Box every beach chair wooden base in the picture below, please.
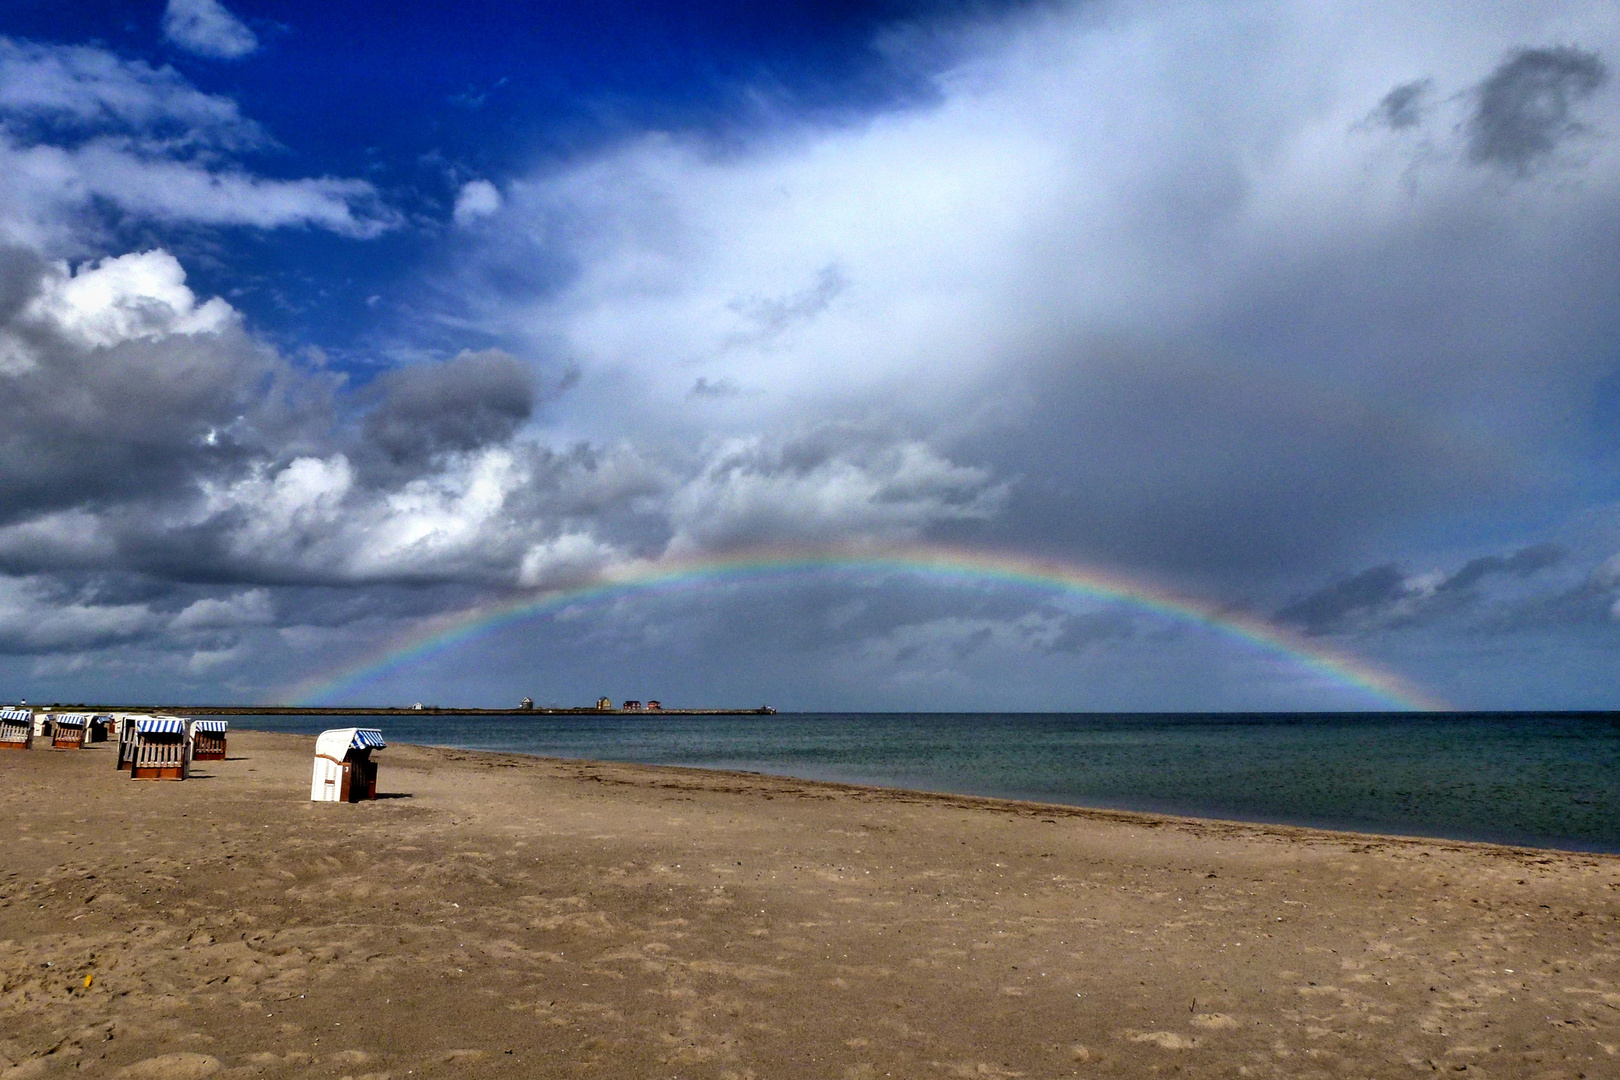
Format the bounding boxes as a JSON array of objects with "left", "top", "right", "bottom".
[
  {"left": 131, "top": 764, "right": 186, "bottom": 780},
  {"left": 0, "top": 739, "right": 28, "bottom": 750},
  {"left": 192, "top": 732, "right": 226, "bottom": 761},
  {"left": 52, "top": 730, "right": 85, "bottom": 749},
  {"left": 131, "top": 734, "right": 188, "bottom": 781}
]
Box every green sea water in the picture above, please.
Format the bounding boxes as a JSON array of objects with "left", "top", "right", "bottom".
[{"left": 233, "top": 712, "right": 1620, "bottom": 852}]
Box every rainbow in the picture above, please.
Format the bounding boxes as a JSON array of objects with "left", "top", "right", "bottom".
[{"left": 286, "top": 545, "right": 1447, "bottom": 710}]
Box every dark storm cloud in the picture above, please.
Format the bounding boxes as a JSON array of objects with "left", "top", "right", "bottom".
[
  {"left": 360, "top": 348, "right": 536, "bottom": 469},
  {"left": 1436, "top": 542, "right": 1565, "bottom": 593},
  {"left": 1275, "top": 565, "right": 1407, "bottom": 635},
  {"left": 0, "top": 248, "right": 302, "bottom": 524},
  {"left": 1275, "top": 545, "right": 1573, "bottom": 636},
  {"left": 966, "top": 342, "right": 1511, "bottom": 584},
  {"left": 1370, "top": 79, "right": 1433, "bottom": 130},
  {"left": 1045, "top": 610, "right": 1136, "bottom": 654},
  {"left": 0, "top": 249, "right": 667, "bottom": 595},
  {"left": 1467, "top": 47, "right": 1608, "bottom": 173}
]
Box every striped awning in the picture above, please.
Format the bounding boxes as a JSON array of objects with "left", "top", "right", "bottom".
[
  {"left": 0, "top": 707, "right": 32, "bottom": 722},
  {"left": 350, "top": 729, "right": 386, "bottom": 750},
  {"left": 135, "top": 717, "right": 187, "bottom": 735},
  {"left": 53, "top": 712, "right": 91, "bottom": 726},
  {"left": 192, "top": 719, "right": 228, "bottom": 733}
]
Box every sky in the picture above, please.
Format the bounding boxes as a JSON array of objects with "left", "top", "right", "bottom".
[{"left": 1, "top": 0, "right": 1618, "bottom": 710}]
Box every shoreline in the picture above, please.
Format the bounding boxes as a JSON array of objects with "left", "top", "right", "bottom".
[
  {"left": 390, "top": 740, "right": 1620, "bottom": 858},
  {"left": 235, "top": 719, "right": 1620, "bottom": 858},
  {"left": 4, "top": 730, "right": 1618, "bottom": 1077}
]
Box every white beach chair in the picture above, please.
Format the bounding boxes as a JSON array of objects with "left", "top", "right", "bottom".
[{"left": 310, "top": 728, "right": 387, "bottom": 802}]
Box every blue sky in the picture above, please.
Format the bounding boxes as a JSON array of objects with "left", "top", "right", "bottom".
[
  {"left": 6, "top": 0, "right": 978, "bottom": 357},
  {"left": 1, "top": 0, "right": 1618, "bottom": 710}
]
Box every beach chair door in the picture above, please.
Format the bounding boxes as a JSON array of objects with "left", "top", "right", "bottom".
[{"left": 338, "top": 752, "right": 377, "bottom": 801}]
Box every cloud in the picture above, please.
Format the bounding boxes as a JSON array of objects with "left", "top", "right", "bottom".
[
  {"left": 459, "top": 2, "right": 1620, "bottom": 595},
  {"left": 0, "top": 37, "right": 260, "bottom": 145},
  {"left": 0, "top": 141, "right": 396, "bottom": 244},
  {"left": 171, "top": 588, "right": 273, "bottom": 631},
  {"left": 1368, "top": 78, "right": 1433, "bottom": 130},
  {"left": 727, "top": 263, "right": 848, "bottom": 340},
  {"left": 0, "top": 39, "right": 395, "bottom": 248},
  {"left": 361, "top": 349, "right": 536, "bottom": 468},
  {"left": 1467, "top": 46, "right": 1608, "bottom": 173},
  {"left": 665, "top": 425, "right": 1005, "bottom": 554},
  {"left": 1277, "top": 544, "right": 1572, "bottom": 635},
  {"left": 1275, "top": 565, "right": 1410, "bottom": 635},
  {"left": 21, "top": 249, "right": 235, "bottom": 350},
  {"left": 0, "top": 575, "right": 161, "bottom": 653},
  {"left": 162, "top": 0, "right": 259, "bottom": 61},
  {"left": 1436, "top": 542, "right": 1565, "bottom": 592},
  {"left": 453, "top": 179, "right": 502, "bottom": 225}
]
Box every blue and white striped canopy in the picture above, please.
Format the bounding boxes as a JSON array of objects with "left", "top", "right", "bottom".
[
  {"left": 136, "top": 717, "right": 187, "bottom": 735},
  {"left": 351, "top": 729, "right": 386, "bottom": 750},
  {"left": 192, "top": 719, "right": 228, "bottom": 733},
  {"left": 53, "top": 712, "right": 91, "bottom": 726},
  {"left": 0, "top": 707, "right": 32, "bottom": 722}
]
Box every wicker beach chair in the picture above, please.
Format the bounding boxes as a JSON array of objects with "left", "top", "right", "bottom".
[
  {"left": 50, "top": 713, "right": 91, "bottom": 749},
  {"left": 130, "top": 717, "right": 191, "bottom": 780},
  {"left": 190, "top": 719, "right": 228, "bottom": 761},
  {"left": 0, "top": 707, "right": 31, "bottom": 750},
  {"left": 310, "top": 728, "right": 386, "bottom": 802}
]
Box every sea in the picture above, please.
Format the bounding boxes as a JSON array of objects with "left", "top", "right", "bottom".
[{"left": 232, "top": 712, "right": 1620, "bottom": 854}]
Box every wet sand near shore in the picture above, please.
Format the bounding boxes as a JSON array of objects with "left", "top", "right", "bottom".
[{"left": 3, "top": 732, "right": 1619, "bottom": 1079}]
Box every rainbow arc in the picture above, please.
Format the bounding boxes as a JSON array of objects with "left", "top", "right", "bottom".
[{"left": 287, "top": 545, "right": 1446, "bottom": 710}]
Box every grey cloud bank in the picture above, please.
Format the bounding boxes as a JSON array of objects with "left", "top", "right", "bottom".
[{"left": 3, "top": 2, "right": 1620, "bottom": 708}]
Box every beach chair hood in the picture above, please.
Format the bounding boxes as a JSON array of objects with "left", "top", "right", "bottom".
[
  {"left": 135, "top": 717, "right": 187, "bottom": 735},
  {"left": 314, "top": 728, "right": 386, "bottom": 760},
  {"left": 53, "top": 712, "right": 91, "bottom": 726},
  {"left": 191, "top": 719, "right": 228, "bottom": 733}
]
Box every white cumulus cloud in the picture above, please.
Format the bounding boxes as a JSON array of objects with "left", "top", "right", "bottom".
[
  {"left": 453, "top": 179, "right": 503, "bottom": 225},
  {"left": 25, "top": 250, "right": 236, "bottom": 349}
]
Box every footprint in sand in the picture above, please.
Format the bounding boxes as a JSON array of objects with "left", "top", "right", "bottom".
[
  {"left": 112, "top": 1053, "right": 220, "bottom": 1080},
  {"left": 1191, "top": 1013, "right": 1240, "bottom": 1029},
  {"left": 1127, "top": 1030, "right": 1199, "bottom": 1050}
]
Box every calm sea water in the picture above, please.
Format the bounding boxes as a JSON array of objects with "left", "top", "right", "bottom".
[{"left": 232, "top": 712, "right": 1620, "bottom": 853}]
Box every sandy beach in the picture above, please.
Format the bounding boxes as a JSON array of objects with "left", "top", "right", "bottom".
[{"left": 3, "top": 732, "right": 1619, "bottom": 1079}]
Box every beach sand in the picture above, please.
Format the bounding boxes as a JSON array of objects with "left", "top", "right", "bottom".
[{"left": 3, "top": 732, "right": 1618, "bottom": 1079}]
